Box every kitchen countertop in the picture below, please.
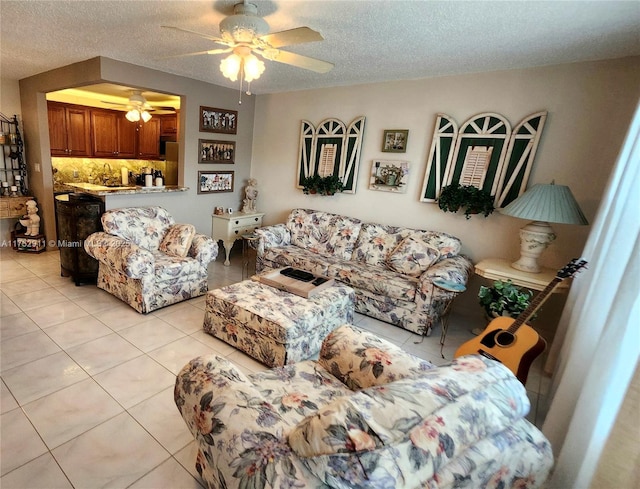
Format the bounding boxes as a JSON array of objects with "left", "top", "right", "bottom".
[{"left": 60, "top": 182, "right": 189, "bottom": 196}]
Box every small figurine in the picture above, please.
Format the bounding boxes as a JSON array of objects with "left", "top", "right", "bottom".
[
  {"left": 241, "top": 178, "right": 258, "bottom": 213},
  {"left": 20, "top": 200, "right": 41, "bottom": 236}
]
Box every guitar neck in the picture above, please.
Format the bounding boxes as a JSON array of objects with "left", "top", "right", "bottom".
[{"left": 507, "top": 278, "right": 561, "bottom": 334}]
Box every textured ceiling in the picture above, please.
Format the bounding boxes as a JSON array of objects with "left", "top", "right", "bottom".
[{"left": 1, "top": 0, "right": 639, "bottom": 100}]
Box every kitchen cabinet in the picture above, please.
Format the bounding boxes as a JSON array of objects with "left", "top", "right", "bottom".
[
  {"left": 90, "top": 109, "right": 136, "bottom": 158},
  {"left": 159, "top": 114, "right": 178, "bottom": 137},
  {"left": 137, "top": 118, "right": 160, "bottom": 159},
  {"left": 47, "top": 102, "right": 91, "bottom": 157}
]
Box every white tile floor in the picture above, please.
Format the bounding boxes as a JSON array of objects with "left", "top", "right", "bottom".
[{"left": 0, "top": 247, "right": 551, "bottom": 488}]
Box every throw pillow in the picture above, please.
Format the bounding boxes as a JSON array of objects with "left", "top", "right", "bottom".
[
  {"left": 159, "top": 224, "right": 196, "bottom": 257},
  {"left": 386, "top": 236, "right": 440, "bottom": 277}
]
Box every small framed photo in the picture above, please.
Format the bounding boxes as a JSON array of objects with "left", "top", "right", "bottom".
[
  {"left": 198, "top": 171, "right": 234, "bottom": 194},
  {"left": 198, "top": 139, "right": 235, "bottom": 164},
  {"left": 200, "top": 106, "right": 238, "bottom": 134},
  {"left": 382, "top": 129, "right": 409, "bottom": 153},
  {"left": 370, "top": 160, "right": 409, "bottom": 193}
]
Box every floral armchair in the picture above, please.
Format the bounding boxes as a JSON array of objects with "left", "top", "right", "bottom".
[
  {"left": 175, "top": 325, "right": 553, "bottom": 488},
  {"left": 84, "top": 206, "right": 218, "bottom": 313}
]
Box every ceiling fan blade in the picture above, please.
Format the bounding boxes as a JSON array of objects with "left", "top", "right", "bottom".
[
  {"left": 100, "top": 100, "right": 128, "bottom": 107},
  {"left": 158, "top": 47, "right": 232, "bottom": 59},
  {"left": 161, "top": 25, "right": 229, "bottom": 46},
  {"left": 259, "top": 27, "right": 324, "bottom": 48},
  {"left": 259, "top": 49, "right": 334, "bottom": 73}
]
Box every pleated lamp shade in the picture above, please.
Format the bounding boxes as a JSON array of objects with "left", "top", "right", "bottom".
[
  {"left": 500, "top": 183, "right": 588, "bottom": 225},
  {"left": 500, "top": 183, "right": 588, "bottom": 273}
]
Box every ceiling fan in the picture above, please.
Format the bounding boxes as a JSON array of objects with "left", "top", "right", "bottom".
[
  {"left": 162, "top": 1, "right": 333, "bottom": 95},
  {"left": 101, "top": 90, "right": 176, "bottom": 121}
]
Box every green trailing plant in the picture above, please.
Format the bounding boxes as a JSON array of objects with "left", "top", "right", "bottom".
[
  {"left": 437, "top": 183, "right": 495, "bottom": 219},
  {"left": 478, "top": 279, "right": 535, "bottom": 320},
  {"left": 301, "top": 174, "right": 344, "bottom": 195}
]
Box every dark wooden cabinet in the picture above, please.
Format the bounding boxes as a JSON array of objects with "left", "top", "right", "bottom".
[
  {"left": 137, "top": 118, "right": 160, "bottom": 159},
  {"left": 55, "top": 193, "right": 104, "bottom": 285},
  {"left": 90, "top": 110, "right": 118, "bottom": 158},
  {"left": 159, "top": 114, "right": 178, "bottom": 137},
  {"left": 48, "top": 102, "right": 164, "bottom": 160},
  {"left": 117, "top": 115, "right": 137, "bottom": 158},
  {"left": 47, "top": 102, "right": 91, "bottom": 157},
  {"left": 91, "top": 109, "right": 137, "bottom": 158}
]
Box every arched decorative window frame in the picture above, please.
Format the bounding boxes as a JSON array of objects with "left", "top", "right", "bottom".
[
  {"left": 297, "top": 116, "right": 366, "bottom": 194},
  {"left": 420, "top": 111, "right": 547, "bottom": 208}
]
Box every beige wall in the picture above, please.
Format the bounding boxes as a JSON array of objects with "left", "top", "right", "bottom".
[
  {"left": 16, "top": 57, "right": 256, "bottom": 244},
  {"left": 252, "top": 56, "right": 640, "bottom": 269}
]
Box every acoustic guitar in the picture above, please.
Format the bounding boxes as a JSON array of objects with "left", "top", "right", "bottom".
[{"left": 454, "top": 258, "right": 588, "bottom": 384}]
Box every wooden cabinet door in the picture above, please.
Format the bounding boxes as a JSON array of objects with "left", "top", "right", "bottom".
[
  {"left": 66, "top": 107, "right": 91, "bottom": 156},
  {"left": 47, "top": 103, "right": 68, "bottom": 156},
  {"left": 91, "top": 110, "right": 118, "bottom": 157},
  {"left": 137, "top": 119, "right": 160, "bottom": 159},
  {"left": 159, "top": 114, "right": 178, "bottom": 136},
  {"left": 116, "top": 114, "right": 137, "bottom": 158}
]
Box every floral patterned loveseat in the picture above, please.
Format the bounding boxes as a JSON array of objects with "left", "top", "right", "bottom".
[
  {"left": 175, "top": 324, "right": 554, "bottom": 489},
  {"left": 84, "top": 206, "right": 218, "bottom": 313},
  {"left": 255, "top": 208, "right": 473, "bottom": 335}
]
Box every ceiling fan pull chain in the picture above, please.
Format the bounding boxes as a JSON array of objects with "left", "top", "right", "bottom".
[{"left": 238, "top": 68, "right": 244, "bottom": 105}]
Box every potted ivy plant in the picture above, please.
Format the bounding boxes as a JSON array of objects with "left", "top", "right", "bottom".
[
  {"left": 438, "top": 183, "right": 495, "bottom": 219},
  {"left": 301, "top": 175, "right": 321, "bottom": 194},
  {"left": 317, "top": 175, "right": 344, "bottom": 195},
  {"left": 301, "top": 174, "right": 344, "bottom": 195},
  {"left": 478, "top": 279, "right": 534, "bottom": 320}
]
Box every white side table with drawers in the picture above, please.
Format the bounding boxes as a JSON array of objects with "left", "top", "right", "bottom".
[{"left": 212, "top": 211, "right": 265, "bottom": 266}]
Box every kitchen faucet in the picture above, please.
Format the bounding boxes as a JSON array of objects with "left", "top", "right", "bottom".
[{"left": 102, "top": 162, "right": 112, "bottom": 185}]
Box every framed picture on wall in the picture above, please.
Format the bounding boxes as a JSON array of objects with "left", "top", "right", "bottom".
[
  {"left": 369, "top": 160, "right": 409, "bottom": 193},
  {"left": 199, "top": 106, "right": 238, "bottom": 134},
  {"left": 198, "top": 139, "right": 235, "bottom": 164},
  {"left": 382, "top": 129, "right": 409, "bottom": 153},
  {"left": 198, "top": 170, "right": 234, "bottom": 194}
]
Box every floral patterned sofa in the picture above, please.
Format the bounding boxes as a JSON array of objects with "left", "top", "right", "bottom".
[
  {"left": 255, "top": 208, "right": 474, "bottom": 335},
  {"left": 175, "top": 324, "right": 554, "bottom": 489},
  {"left": 84, "top": 206, "right": 218, "bottom": 313}
]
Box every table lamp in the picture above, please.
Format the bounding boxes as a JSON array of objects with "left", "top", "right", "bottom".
[{"left": 500, "top": 182, "right": 588, "bottom": 273}]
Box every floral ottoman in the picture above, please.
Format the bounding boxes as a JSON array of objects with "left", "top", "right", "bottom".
[{"left": 203, "top": 279, "right": 355, "bottom": 367}]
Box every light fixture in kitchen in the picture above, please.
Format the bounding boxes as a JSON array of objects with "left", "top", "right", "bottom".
[{"left": 124, "top": 91, "right": 153, "bottom": 123}]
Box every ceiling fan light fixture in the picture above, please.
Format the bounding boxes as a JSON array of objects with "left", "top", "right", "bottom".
[
  {"left": 220, "top": 53, "right": 242, "bottom": 81},
  {"left": 243, "top": 54, "right": 265, "bottom": 82},
  {"left": 126, "top": 109, "right": 141, "bottom": 122},
  {"left": 141, "top": 110, "right": 152, "bottom": 123}
]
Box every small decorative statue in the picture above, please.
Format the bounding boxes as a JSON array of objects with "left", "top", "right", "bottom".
[
  {"left": 20, "top": 200, "right": 41, "bottom": 236},
  {"left": 241, "top": 178, "right": 258, "bottom": 213}
]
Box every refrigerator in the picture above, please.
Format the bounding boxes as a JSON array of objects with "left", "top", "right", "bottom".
[{"left": 164, "top": 142, "right": 179, "bottom": 186}]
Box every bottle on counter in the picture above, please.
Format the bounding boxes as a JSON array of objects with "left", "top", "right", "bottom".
[{"left": 154, "top": 169, "right": 163, "bottom": 187}]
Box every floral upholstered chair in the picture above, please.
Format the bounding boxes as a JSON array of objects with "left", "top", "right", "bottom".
[
  {"left": 175, "top": 325, "right": 554, "bottom": 489},
  {"left": 84, "top": 206, "right": 218, "bottom": 313}
]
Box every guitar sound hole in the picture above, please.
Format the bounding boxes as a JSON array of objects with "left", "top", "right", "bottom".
[{"left": 495, "top": 331, "right": 515, "bottom": 347}]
